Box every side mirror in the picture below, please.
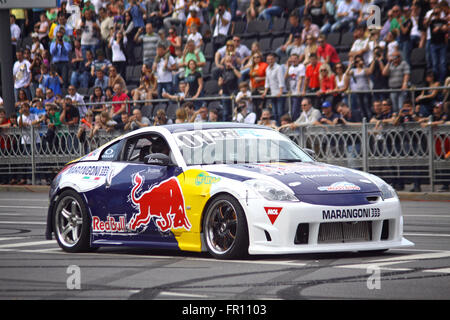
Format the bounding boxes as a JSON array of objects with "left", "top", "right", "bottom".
[
  {"left": 303, "top": 148, "right": 316, "bottom": 160},
  {"left": 144, "top": 153, "right": 173, "bottom": 166}
]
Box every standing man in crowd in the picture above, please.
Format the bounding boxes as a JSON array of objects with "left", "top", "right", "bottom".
[
  {"left": 13, "top": 49, "right": 32, "bottom": 102},
  {"left": 303, "top": 53, "right": 322, "bottom": 107},
  {"left": 218, "top": 55, "right": 241, "bottom": 121},
  {"left": 382, "top": 51, "right": 410, "bottom": 113},
  {"left": 262, "top": 53, "right": 285, "bottom": 126},
  {"left": 154, "top": 43, "right": 177, "bottom": 98},
  {"left": 10, "top": 14, "right": 21, "bottom": 61},
  {"left": 50, "top": 28, "right": 71, "bottom": 88},
  {"left": 134, "top": 22, "right": 159, "bottom": 66},
  {"left": 211, "top": 1, "right": 232, "bottom": 51},
  {"left": 427, "top": 4, "right": 448, "bottom": 84}
]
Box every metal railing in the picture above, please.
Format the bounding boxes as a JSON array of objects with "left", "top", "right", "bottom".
[
  {"left": 1, "top": 122, "right": 449, "bottom": 189},
  {"left": 286, "top": 121, "right": 450, "bottom": 191},
  {"left": 1, "top": 85, "right": 449, "bottom": 189},
  {"left": 71, "top": 85, "right": 450, "bottom": 120}
]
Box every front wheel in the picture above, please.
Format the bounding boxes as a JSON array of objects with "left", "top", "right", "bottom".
[
  {"left": 203, "top": 194, "right": 249, "bottom": 259},
  {"left": 54, "top": 190, "right": 91, "bottom": 252}
]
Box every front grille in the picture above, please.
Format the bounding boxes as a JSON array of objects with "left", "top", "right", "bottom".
[{"left": 318, "top": 221, "right": 372, "bottom": 243}]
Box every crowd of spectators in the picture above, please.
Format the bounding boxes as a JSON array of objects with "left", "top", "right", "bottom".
[{"left": 0, "top": 0, "right": 449, "bottom": 189}]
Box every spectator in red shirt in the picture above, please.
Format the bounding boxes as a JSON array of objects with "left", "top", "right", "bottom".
[
  {"left": 0, "top": 108, "right": 11, "bottom": 129},
  {"left": 0, "top": 108, "right": 11, "bottom": 149},
  {"left": 316, "top": 34, "right": 340, "bottom": 70},
  {"left": 303, "top": 53, "right": 321, "bottom": 93},
  {"left": 317, "top": 63, "right": 336, "bottom": 106},
  {"left": 303, "top": 53, "right": 322, "bottom": 107},
  {"left": 110, "top": 83, "right": 130, "bottom": 123}
]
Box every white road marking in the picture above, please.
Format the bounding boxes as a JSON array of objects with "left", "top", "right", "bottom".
[
  {"left": 0, "top": 199, "right": 48, "bottom": 202},
  {"left": 404, "top": 233, "right": 450, "bottom": 237},
  {"left": 336, "top": 251, "right": 450, "bottom": 271},
  {"left": 0, "top": 221, "right": 46, "bottom": 225},
  {"left": 335, "top": 261, "right": 413, "bottom": 271},
  {"left": 0, "top": 248, "right": 61, "bottom": 253},
  {"left": 29, "top": 248, "right": 61, "bottom": 253},
  {"left": 221, "top": 259, "right": 307, "bottom": 267},
  {"left": 0, "top": 205, "right": 48, "bottom": 209},
  {"left": 0, "top": 237, "right": 29, "bottom": 241},
  {"left": 372, "top": 251, "right": 450, "bottom": 263},
  {"left": 404, "top": 215, "right": 450, "bottom": 218},
  {"left": 391, "top": 248, "right": 450, "bottom": 253},
  {"left": 0, "top": 240, "right": 56, "bottom": 249},
  {"left": 423, "top": 268, "right": 450, "bottom": 274}
]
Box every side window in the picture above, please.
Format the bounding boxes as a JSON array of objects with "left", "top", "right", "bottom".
[
  {"left": 99, "top": 140, "right": 123, "bottom": 161},
  {"left": 124, "top": 137, "right": 153, "bottom": 163},
  {"left": 123, "top": 134, "right": 172, "bottom": 163}
]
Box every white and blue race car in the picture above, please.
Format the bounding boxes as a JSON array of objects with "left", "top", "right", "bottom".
[{"left": 45, "top": 123, "right": 413, "bottom": 259}]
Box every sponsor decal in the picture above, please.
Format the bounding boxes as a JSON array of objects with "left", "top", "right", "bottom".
[
  {"left": 298, "top": 173, "right": 344, "bottom": 179},
  {"left": 235, "top": 128, "right": 263, "bottom": 137},
  {"left": 128, "top": 173, "right": 192, "bottom": 232},
  {"left": 82, "top": 176, "right": 101, "bottom": 181},
  {"left": 264, "top": 207, "right": 283, "bottom": 225},
  {"left": 92, "top": 215, "right": 127, "bottom": 233},
  {"left": 81, "top": 149, "right": 100, "bottom": 160},
  {"left": 195, "top": 172, "right": 221, "bottom": 186},
  {"left": 249, "top": 163, "right": 344, "bottom": 177},
  {"left": 317, "top": 181, "right": 361, "bottom": 192},
  {"left": 322, "top": 207, "right": 381, "bottom": 220},
  {"left": 66, "top": 165, "right": 110, "bottom": 177}
]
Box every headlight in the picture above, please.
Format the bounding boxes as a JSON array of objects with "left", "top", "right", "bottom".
[
  {"left": 368, "top": 174, "right": 397, "bottom": 200},
  {"left": 245, "top": 179, "right": 299, "bottom": 202}
]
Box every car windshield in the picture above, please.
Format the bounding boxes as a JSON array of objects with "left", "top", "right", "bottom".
[{"left": 173, "top": 128, "right": 313, "bottom": 166}]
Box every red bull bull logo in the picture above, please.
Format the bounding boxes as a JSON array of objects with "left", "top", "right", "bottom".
[{"left": 128, "top": 173, "right": 192, "bottom": 232}]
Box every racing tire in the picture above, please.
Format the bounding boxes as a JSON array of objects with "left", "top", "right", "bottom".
[
  {"left": 203, "top": 194, "right": 249, "bottom": 259},
  {"left": 54, "top": 190, "right": 92, "bottom": 253}
]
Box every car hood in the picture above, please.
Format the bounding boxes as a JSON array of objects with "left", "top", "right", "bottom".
[{"left": 202, "top": 162, "right": 382, "bottom": 205}]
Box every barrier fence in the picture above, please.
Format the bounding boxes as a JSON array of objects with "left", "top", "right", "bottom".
[
  {"left": 287, "top": 121, "right": 450, "bottom": 191},
  {"left": 0, "top": 121, "right": 449, "bottom": 190},
  {"left": 0, "top": 86, "right": 449, "bottom": 189}
]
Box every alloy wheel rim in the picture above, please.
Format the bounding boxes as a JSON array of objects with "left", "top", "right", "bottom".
[
  {"left": 55, "top": 197, "right": 83, "bottom": 247},
  {"left": 205, "top": 200, "right": 238, "bottom": 255}
]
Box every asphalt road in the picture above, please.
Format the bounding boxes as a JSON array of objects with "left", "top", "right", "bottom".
[{"left": 0, "top": 191, "right": 449, "bottom": 301}]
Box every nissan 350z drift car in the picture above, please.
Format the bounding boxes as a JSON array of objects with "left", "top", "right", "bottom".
[{"left": 45, "top": 123, "right": 413, "bottom": 259}]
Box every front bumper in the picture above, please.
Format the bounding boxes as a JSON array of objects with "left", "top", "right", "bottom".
[{"left": 243, "top": 197, "right": 414, "bottom": 255}]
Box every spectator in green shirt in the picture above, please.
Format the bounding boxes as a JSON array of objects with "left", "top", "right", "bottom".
[
  {"left": 180, "top": 40, "right": 206, "bottom": 77},
  {"left": 389, "top": 5, "right": 402, "bottom": 32},
  {"left": 42, "top": 103, "right": 61, "bottom": 152}
]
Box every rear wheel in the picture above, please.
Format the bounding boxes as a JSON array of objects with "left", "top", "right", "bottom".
[
  {"left": 203, "top": 194, "right": 249, "bottom": 259},
  {"left": 54, "top": 190, "right": 91, "bottom": 252}
]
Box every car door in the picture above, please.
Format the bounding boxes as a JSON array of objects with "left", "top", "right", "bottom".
[{"left": 87, "top": 132, "right": 186, "bottom": 249}]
